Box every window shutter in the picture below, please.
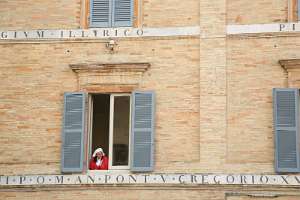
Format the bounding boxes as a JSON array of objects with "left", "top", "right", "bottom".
[
  {"left": 90, "top": 0, "right": 111, "bottom": 27},
  {"left": 112, "top": 0, "right": 133, "bottom": 27},
  {"left": 61, "top": 92, "right": 86, "bottom": 173},
  {"left": 273, "top": 88, "right": 300, "bottom": 172},
  {"left": 131, "top": 91, "right": 155, "bottom": 172},
  {"left": 298, "top": 0, "right": 300, "bottom": 21}
]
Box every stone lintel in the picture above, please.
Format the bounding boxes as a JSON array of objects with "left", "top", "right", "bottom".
[
  {"left": 279, "top": 59, "right": 300, "bottom": 71},
  {"left": 69, "top": 63, "right": 150, "bottom": 89},
  {"left": 70, "top": 63, "right": 150, "bottom": 73},
  {"left": 279, "top": 59, "right": 300, "bottom": 88}
]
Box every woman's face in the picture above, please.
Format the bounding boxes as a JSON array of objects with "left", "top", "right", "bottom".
[{"left": 96, "top": 152, "right": 103, "bottom": 159}]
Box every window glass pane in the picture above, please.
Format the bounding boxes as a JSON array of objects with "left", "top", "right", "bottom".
[{"left": 112, "top": 96, "right": 130, "bottom": 166}]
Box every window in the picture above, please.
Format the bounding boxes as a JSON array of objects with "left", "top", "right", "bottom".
[
  {"left": 273, "top": 88, "right": 300, "bottom": 172},
  {"left": 89, "top": 0, "right": 134, "bottom": 28},
  {"left": 90, "top": 94, "right": 131, "bottom": 170},
  {"left": 61, "top": 91, "right": 155, "bottom": 173}
]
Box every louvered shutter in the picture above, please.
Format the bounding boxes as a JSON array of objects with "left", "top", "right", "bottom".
[
  {"left": 131, "top": 91, "right": 155, "bottom": 172},
  {"left": 112, "top": 0, "right": 133, "bottom": 27},
  {"left": 61, "top": 92, "right": 86, "bottom": 173},
  {"left": 90, "top": 0, "right": 111, "bottom": 27},
  {"left": 298, "top": 1, "right": 300, "bottom": 21},
  {"left": 273, "top": 88, "right": 300, "bottom": 172}
]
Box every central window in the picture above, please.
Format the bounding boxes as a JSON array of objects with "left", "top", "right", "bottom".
[
  {"left": 89, "top": 0, "right": 134, "bottom": 28},
  {"left": 90, "top": 94, "right": 131, "bottom": 170}
]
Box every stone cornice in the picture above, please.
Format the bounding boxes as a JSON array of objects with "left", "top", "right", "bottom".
[
  {"left": 69, "top": 62, "right": 150, "bottom": 89},
  {"left": 70, "top": 63, "right": 150, "bottom": 73},
  {"left": 279, "top": 59, "right": 300, "bottom": 71}
]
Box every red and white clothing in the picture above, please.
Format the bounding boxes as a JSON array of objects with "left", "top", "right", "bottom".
[{"left": 89, "top": 156, "right": 108, "bottom": 170}]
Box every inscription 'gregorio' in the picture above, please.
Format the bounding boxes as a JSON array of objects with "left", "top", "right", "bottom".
[{"left": 1, "top": 174, "right": 300, "bottom": 186}]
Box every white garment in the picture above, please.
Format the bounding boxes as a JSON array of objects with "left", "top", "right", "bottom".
[
  {"left": 93, "top": 148, "right": 105, "bottom": 157},
  {"left": 96, "top": 158, "right": 103, "bottom": 167}
]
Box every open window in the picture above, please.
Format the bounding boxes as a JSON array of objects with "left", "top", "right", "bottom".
[
  {"left": 89, "top": 94, "right": 131, "bottom": 170},
  {"left": 61, "top": 91, "right": 155, "bottom": 173}
]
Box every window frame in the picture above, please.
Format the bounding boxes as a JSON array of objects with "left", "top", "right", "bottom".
[
  {"left": 87, "top": 93, "right": 132, "bottom": 171},
  {"left": 108, "top": 93, "right": 132, "bottom": 170},
  {"left": 80, "top": 0, "right": 140, "bottom": 28}
]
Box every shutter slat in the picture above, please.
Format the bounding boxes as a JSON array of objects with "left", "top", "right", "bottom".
[
  {"left": 112, "top": 0, "right": 133, "bottom": 27},
  {"left": 90, "top": 0, "right": 111, "bottom": 27},
  {"left": 61, "top": 93, "right": 85, "bottom": 173},
  {"left": 273, "top": 88, "right": 300, "bottom": 172},
  {"left": 131, "top": 91, "right": 155, "bottom": 172}
]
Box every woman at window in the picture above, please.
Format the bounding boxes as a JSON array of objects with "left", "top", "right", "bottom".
[{"left": 89, "top": 148, "right": 108, "bottom": 170}]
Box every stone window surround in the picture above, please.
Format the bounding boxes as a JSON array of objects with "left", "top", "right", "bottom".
[
  {"left": 279, "top": 59, "right": 300, "bottom": 88},
  {"left": 69, "top": 62, "right": 150, "bottom": 93}
]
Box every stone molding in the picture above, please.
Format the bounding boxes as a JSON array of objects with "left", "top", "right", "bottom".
[
  {"left": 70, "top": 63, "right": 150, "bottom": 73},
  {"left": 1, "top": 173, "right": 300, "bottom": 187},
  {"left": 279, "top": 59, "right": 300, "bottom": 88},
  {"left": 279, "top": 59, "right": 300, "bottom": 71},
  {"left": 70, "top": 63, "right": 150, "bottom": 90}
]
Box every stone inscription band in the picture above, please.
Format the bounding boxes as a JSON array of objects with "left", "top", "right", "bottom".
[
  {"left": 0, "top": 23, "right": 300, "bottom": 41},
  {"left": 0, "top": 27, "right": 200, "bottom": 40},
  {"left": 1, "top": 174, "right": 300, "bottom": 186}
]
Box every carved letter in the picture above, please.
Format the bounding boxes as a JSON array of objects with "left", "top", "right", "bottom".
[
  {"left": 142, "top": 175, "right": 149, "bottom": 183},
  {"left": 23, "top": 31, "right": 29, "bottom": 38},
  {"left": 37, "top": 176, "right": 45, "bottom": 184},
  {"left": 160, "top": 174, "right": 166, "bottom": 183},
  {"left": 55, "top": 176, "right": 64, "bottom": 184},
  {"left": 292, "top": 23, "right": 296, "bottom": 31},
  {"left": 129, "top": 175, "right": 137, "bottom": 183},
  {"left": 116, "top": 175, "right": 124, "bottom": 183},
  {"left": 93, "top": 30, "right": 98, "bottom": 37},
  {"left": 178, "top": 175, "right": 185, "bottom": 184},
  {"left": 259, "top": 175, "right": 269, "bottom": 184},
  {"left": 137, "top": 29, "right": 143, "bottom": 36},
  {"left": 103, "top": 30, "right": 109, "bottom": 37},
  {"left": 226, "top": 175, "right": 235, "bottom": 184},
  {"left": 201, "top": 174, "right": 209, "bottom": 184},
  {"left": 279, "top": 24, "right": 286, "bottom": 31},
  {"left": 37, "top": 31, "right": 44, "bottom": 38},
  {"left": 240, "top": 175, "right": 247, "bottom": 184},
  {"left": 69, "top": 31, "right": 76, "bottom": 38},
  {"left": 191, "top": 175, "right": 198, "bottom": 183},
  {"left": 87, "top": 175, "right": 95, "bottom": 183},
  {"left": 75, "top": 176, "right": 82, "bottom": 184},
  {"left": 213, "top": 175, "right": 220, "bottom": 184},
  {"left": 124, "top": 29, "right": 130, "bottom": 36},
  {"left": 105, "top": 175, "right": 111, "bottom": 183},
  {"left": 1, "top": 32, "right": 7, "bottom": 39},
  {"left": 19, "top": 176, "right": 26, "bottom": 184},
  {"left": 281, "top": 175, "right": 289, "bottom": 184},
  {"left": 295, "top": 176, "right": 300, "bottom": 183}
]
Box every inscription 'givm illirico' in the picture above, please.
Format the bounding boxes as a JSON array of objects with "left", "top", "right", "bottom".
[
  {"left": 0, "top": 28, "right": 144, "bottom": 40},
  {"left": 1, "top": 174, "right": 300, "bottom": 186}
]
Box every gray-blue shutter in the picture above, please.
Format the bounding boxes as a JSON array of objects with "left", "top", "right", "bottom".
[
  {"left": 273, "top": 88, "right": 300, "bottom": 172},
  {"left": 112, "top": 0, "right": 133, "bottom": 27},
  {"left": 298, "top": 1, "right": 300, "bottom": 21},
  {"left": 131, "top": 91, "right": 155, "bottom": 172},
  {"left": 61, "top": 92, "right": 86, "bottom": 173},
  {"left": 90, "top": 0, "right": 111, "bottom": 27}
]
